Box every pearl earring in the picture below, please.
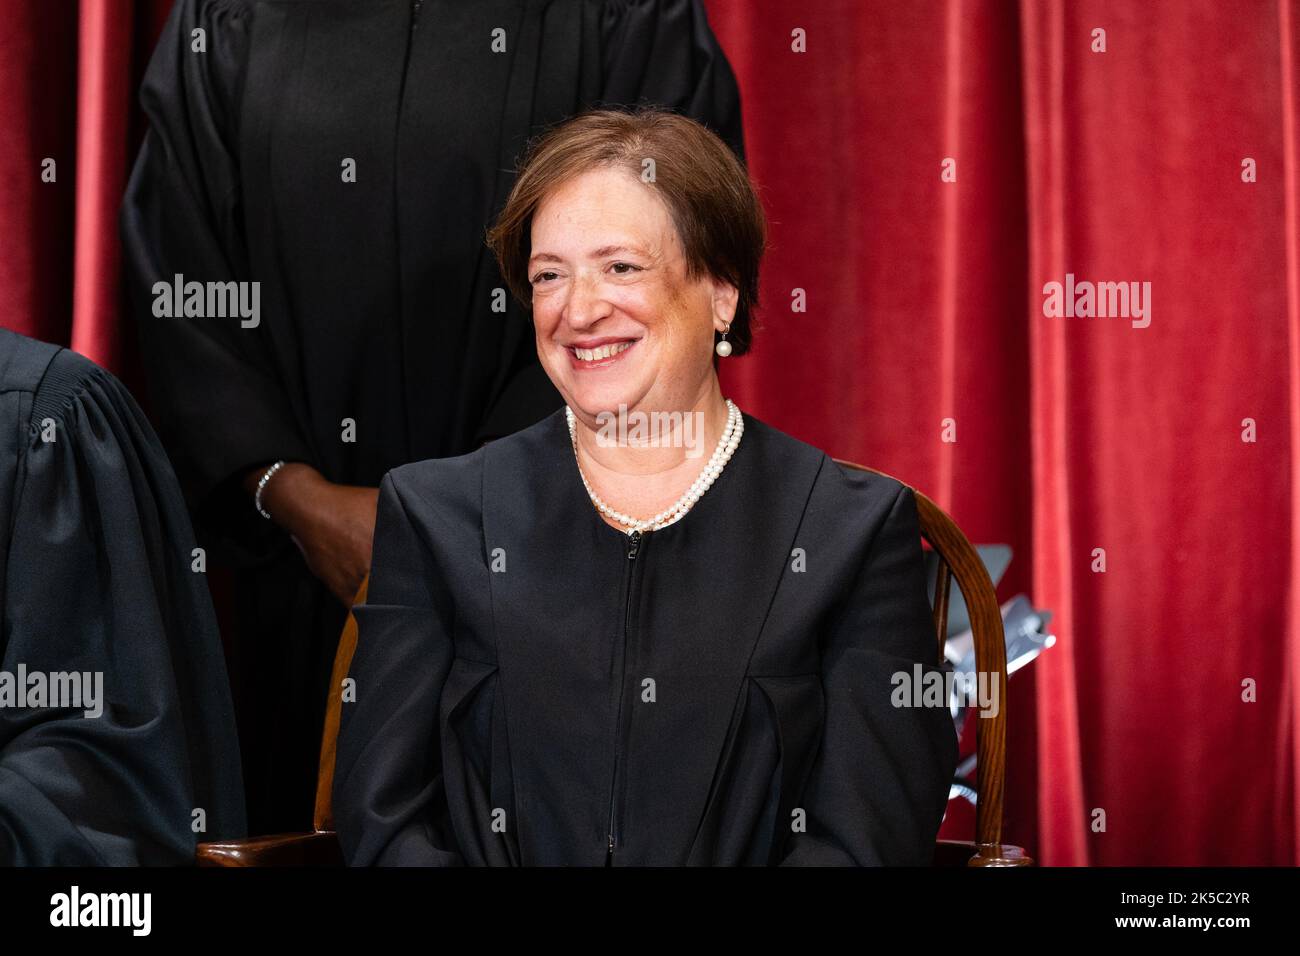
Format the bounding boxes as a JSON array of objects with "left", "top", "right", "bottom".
[{"left": 715, "top": 323, "right": 733, "bottom": 357}]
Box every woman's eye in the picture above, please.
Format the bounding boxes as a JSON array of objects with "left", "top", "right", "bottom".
[
  {"left": 611, "top": 262, "right": 641, "bottom": 276},
  {"left": 532, "top": 271, "right": 557, "bottom": 285}
]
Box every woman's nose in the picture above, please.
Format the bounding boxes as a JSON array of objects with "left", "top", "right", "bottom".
[{"left": 564, "top": 273, "right": 612, "bottom": 328}]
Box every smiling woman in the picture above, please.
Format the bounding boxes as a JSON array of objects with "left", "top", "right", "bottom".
[
  {"left": 491, "top": 108, "right": 764, "bottom": 361},
  {"left": 333, "top": 108, "right": 958, "bottom": 866},
  {"left": 525, "top": 164, "right": 731, "bottom": 435}
]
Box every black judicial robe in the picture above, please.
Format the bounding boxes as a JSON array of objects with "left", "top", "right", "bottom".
[
  {"left": 335, "top": 408, "right": 959, "bottom": 865},
  {"left": 119, "top": 0, "right": 744, "bottom": 833},
  {"left": 0, "top": 329, "right": 245, "bottom": 864}
]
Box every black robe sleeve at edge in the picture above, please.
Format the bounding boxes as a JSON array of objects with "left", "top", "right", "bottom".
[
  {"left": 598, "top": 0, "right": 746, "bottom": 163},
  {"left": 780, "top": 485, "right": 960, "bottom": 866},
  {"left": 120, "top": 0, "right": 318, "bottom": 561},
  {"left": 334, "top": 470, "right": 463, "bottom": 866},
  {"left": 473, "top": 0, "right": 747, "bottom": 445},
  {"left": 0, "top": 349, "right": 246, "bottom": 865}
]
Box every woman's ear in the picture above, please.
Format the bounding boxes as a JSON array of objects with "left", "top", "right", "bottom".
[{"left": 711, "top": 277, "right": 739, "bottom": 332}]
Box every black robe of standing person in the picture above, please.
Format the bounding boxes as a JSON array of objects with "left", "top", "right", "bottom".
[
  {"left": 119, "top": 0, "right": 745, "bottom": 835},
  {"left": 0, "top": 329, "right": 245, "bottom": 864},
  {"left": 334, "top": 408, "right": 959, "bottom": 865}
]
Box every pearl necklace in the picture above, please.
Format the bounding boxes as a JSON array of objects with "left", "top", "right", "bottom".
[{"left": 565, "top": 399, "right": 744, "bottom": 535}]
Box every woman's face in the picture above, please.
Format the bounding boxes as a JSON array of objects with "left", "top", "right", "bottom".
[{"left": 528, "top": 166, "right": 736, "bottom": 424}]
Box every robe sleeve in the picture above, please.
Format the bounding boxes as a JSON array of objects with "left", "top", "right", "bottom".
[
  {"left": 0, "top": 350, "right": 246, "bottom": 865},
  {"left": 120, "top": 0, "right": 318, "bottom": 559},
  {"left": 334, "top": 470, "right": 463, "bottom": 866},
  {"left": 598, "top": 0, "right": 746, "bottom": 162},
  {"left": 780, "top": 485, "right": 959, "bottom": 866}
]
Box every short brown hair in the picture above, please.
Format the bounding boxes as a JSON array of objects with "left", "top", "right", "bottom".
[{"left": 485, "top": 107, "right": 766, "bottom": 356}]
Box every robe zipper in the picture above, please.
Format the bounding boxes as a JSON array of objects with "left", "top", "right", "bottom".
[{"left": 606, "top": 528, "right": 643, "bottom": 864}]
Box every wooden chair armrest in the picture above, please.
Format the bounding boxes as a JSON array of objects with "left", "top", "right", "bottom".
[{"left": 196, "top": 830, "right": 342, "bottom": 867}]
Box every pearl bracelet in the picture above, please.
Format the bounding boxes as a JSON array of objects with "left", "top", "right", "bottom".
[{"left": 254, "top": 459, "right": 286, "bottom": 520}]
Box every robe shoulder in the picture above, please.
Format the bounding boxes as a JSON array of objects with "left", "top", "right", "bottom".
[
  {"left": 729, "top": 414, "right": 919, "bottom": 564},
  {"left": 383, "top": 404, "right": 570, "bottom": 514},
  {"left": 15, "top": 335, "right": 113, "bottom": 427},
  {"left": 2, "top": 332, "right": 164, "bottom": 454},
  {"left": 383, "top": 441, "right": 489, "bottom": 529},
  {"left": 0, "top": 328, "right": 61, "bottom": 409},
  {"left": 0, "top": 330, "right": 129, "bottom": 458},
  {"left": 733, "top": 412, "right": 914, "bottom": 523},
  {"left": 824, "top": 455, "right": 915, "bottom": 520}
]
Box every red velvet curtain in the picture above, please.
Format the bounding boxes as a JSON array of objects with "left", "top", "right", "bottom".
[
  {"left": 2, "top": 0, "right": 1296, "bottom": 866},
  {"left": 0, "top": 0, "right": 169, "bottom": 369},
  {"left": 712, "top": 0, "right": 1300, "bottom": 866}
]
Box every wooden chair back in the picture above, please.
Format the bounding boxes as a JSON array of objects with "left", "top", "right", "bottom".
[{"left": 313, "top": 574, "right": 366, "bottom": 832}]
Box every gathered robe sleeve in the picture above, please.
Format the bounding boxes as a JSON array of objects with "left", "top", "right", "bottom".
[
  {"left": 120, "top": 0, "right": 318, "bottom": 557},
  {"left": 0, "top": 348, "right": 246, "bottom": 865},
  {"left": 598, "top": 0, "right": 746, "bottom": 162},
  {"left": 334, "top": 470, "right": 462, "bottom": 866},
  {"left": 780, "top": 486, "right": 959, "bottom": 865}
]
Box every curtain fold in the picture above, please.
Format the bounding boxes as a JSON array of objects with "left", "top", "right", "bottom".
[
  {"left": 70, "top": 0, "right": 133, "bottom": 368},
  {"left": 1018, "top": 0, "right": 1090, "bottom": 869},
  {"left": 1279, "top": 0, "right": 1300, "bottom": 868}
]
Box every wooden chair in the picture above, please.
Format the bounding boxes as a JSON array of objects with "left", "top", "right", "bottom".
[{"left": 198, "top": 466, "right": 1031, "bottom": 866}]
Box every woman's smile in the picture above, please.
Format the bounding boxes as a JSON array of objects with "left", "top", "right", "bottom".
[{"left": 566, "top": 337, "right": 639, "bottom": 369}]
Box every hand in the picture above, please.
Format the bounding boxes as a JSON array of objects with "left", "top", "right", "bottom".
[{"left": 243, "top": 462, "right": 379, "bottom": 607}]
